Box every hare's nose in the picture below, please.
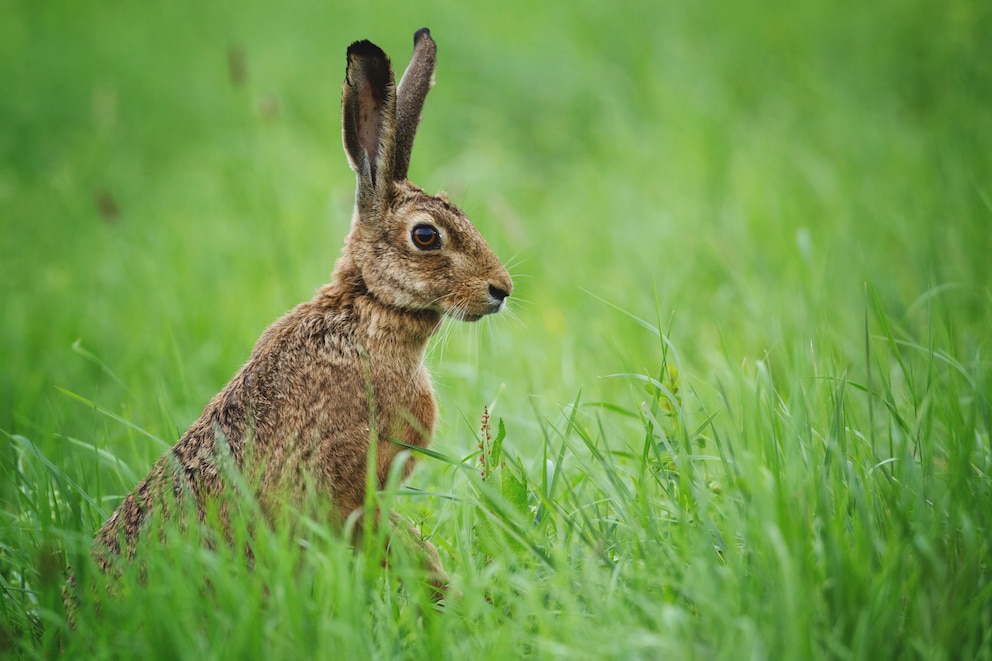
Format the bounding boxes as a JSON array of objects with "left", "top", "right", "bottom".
[{"left": 488, "top": 284, "right": 510, "bottom": 303}]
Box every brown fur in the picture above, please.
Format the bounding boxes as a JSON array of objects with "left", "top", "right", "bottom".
[{"left": 89, "top": 28, "right": 511, "bottom": 589}]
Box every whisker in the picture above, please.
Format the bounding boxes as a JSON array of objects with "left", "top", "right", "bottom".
[
  {"left": 500, "top": 307, "right": 527, "bottom": 331},
  {"left": 427, "top": 315, "right": 456, "bottom": 365},
  {"left": 505, "top": 295, "right": 535, "bottom": 309},
  {"left": 502, "top": 253, "right": 529, "bottom": 273}
]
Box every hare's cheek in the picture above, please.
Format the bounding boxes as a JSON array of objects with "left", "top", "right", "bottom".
[
  {"left": 414, "top": 255, "right": 454, "bottom": 290},
  {"left": 405, "top": 278, "right": 439, "bottom": 304}
]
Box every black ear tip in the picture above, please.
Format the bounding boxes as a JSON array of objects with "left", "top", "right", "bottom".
[
  {"left": 347, "top": 39, "right": 387, "bottom": 60},
  {"left": 413, "top": 27, "right": 432, "bottom": 45}
]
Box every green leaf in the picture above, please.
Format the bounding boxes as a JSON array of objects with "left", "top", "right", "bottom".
[
  {"left": 491, "top": 418, "right": 506, "bottom": 468},
  {"left": 501, "top": 462, "right": 529, "bottom": 515}
]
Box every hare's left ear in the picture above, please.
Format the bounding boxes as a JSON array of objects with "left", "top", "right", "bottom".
[
  {"left": 342, "top": 40, "right": 396, "bottom": 206},
  {"left": 393, "top": 28, "right": 436, "bottom": 182}
]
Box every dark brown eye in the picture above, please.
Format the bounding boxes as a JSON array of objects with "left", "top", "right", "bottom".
[{"left": 411, "top": 224, "right": 441, "bottom": 250}]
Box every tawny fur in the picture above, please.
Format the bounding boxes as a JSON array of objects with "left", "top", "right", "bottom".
[{"left": 89, "top": 28, "right": 511, "bottom": 588}]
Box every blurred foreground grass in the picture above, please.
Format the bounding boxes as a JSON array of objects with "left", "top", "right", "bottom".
[{"left": 2, "top": 0, "right": 991, "bottom": 658}]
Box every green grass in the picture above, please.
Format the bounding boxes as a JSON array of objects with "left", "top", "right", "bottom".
[{"left": 2, "top": 0, "right": 991, "bottom": 657}]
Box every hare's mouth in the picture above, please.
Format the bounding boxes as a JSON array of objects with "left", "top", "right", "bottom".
[
  {"left": 445, "top": 307, "right": 487, "bottom": 323},
  {"left": 444, "top": 297, "right": 506, "bottom": 322}
]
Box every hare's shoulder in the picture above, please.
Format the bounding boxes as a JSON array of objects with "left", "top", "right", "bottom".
[
  {"left": 233, "top": 301, "right": 362, "bottom": 415},
  {"left": 251, "top": 300, "right": 360, "bottom": 363}
]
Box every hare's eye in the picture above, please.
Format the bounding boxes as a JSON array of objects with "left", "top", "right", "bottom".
[{"left": 411, "top": 224, "right": 441, "bottom": 250}]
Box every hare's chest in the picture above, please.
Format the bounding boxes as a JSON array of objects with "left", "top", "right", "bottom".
[
  {"left": 369, "top": 364, "right": 436, "bottom": 487},
  {"left": 374, "top": 363, "right": 436, "bottom": 449}
]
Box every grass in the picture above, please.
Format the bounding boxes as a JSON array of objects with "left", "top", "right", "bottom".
[{"left": 2, "top": 0, "right": 991, "bottom": 658}]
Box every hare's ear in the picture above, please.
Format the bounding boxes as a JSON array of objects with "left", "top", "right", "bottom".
[
  {"left": 342, "top": 40, "right": 397, "bottom": 206},
  {"left": 393, "top": 28, "right": 436, "bottom": 182}
]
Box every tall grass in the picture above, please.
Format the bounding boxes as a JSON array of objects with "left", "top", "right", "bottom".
[{"left": 2, "top": 0, "right": 991, "bottom": 658}]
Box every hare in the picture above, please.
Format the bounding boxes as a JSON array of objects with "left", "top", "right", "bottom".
[{"left": 89, "top": 28, "right": 512, "bottom": 591}]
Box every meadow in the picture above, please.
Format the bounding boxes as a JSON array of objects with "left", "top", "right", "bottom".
[{"left": 2, "top": 0, "right": 991, "bottom": 658}]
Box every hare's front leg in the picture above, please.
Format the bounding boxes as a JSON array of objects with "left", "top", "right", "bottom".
[{"left": 389, "top": 513, "right": 450, "bottom": 599}]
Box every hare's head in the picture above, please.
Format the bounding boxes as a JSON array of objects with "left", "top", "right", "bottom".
[{"left": 341, "top": 29, "right": 512, "bottom": 322}]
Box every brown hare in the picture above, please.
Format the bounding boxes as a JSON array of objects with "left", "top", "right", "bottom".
[{"left": 89, "top": 28, "right": 511, "bottom": 592}]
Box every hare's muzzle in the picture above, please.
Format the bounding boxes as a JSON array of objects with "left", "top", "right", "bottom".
[{"left": 446, "top": 270, "right": 512, "bottom": 322}]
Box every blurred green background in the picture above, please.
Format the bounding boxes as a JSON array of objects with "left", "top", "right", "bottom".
[{"left": 1, "top": 0, "right": 991, "bottom": 653}]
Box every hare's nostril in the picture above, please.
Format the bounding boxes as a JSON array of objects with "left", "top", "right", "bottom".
[{"left": 488, "top": 284, "right": 510, "bottom": 303}]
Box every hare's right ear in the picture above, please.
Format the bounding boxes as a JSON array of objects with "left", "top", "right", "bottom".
[
  {"left": 393, "top": 28, "right": 437, "bottom": 181},
  {"left": 342, "top": 40, "right": 397, "bottom": 211}
]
